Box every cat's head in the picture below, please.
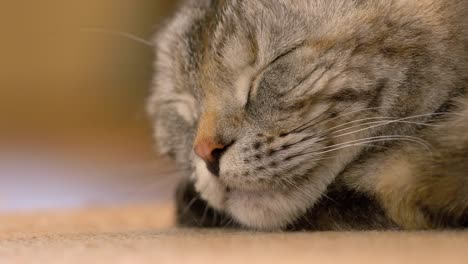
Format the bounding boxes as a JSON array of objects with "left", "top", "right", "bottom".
[{"left": 148, "top": 0, "right": 468, "bottom": 230}]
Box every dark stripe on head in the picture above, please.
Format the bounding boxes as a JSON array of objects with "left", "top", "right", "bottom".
[
  {"left": 327, "top": 88, "right": 374, "bottom": 102},
  {"left": 369, "top": 78, "right": 388, "bottom": 108}
]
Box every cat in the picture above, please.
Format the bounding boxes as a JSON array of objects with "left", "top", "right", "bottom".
[{"left": 147, "top": 0, "right": 468, "bottom": 231}]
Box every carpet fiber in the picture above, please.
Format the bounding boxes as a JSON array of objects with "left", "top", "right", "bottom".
[{"left": 1, "top": 204, "right": 467, "bottom": 264}]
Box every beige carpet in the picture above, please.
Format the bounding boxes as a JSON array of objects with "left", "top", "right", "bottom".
[{"left": 1, "top": 204, "right": 467, "bottom": 264}]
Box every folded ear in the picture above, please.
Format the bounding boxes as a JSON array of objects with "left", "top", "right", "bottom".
[{"left": 147, "top": 97, "right": 197, "bottom": 163}]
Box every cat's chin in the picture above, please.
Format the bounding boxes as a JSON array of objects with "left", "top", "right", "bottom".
[
  {"left": 194, "top": 158, "right": 333, "bottom": 230},
  {"left": 224, "top": 188, "right": 311, "bottom": 230}
]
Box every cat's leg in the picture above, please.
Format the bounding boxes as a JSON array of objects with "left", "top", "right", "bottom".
[
  {"left": 370, "top": 151, "right": 468, "bottom": 229},
  {"left": 345, "top": 115, "right": 468, "bottom": 229},
  {"left": 286, "top": 181, "right": 398, "bottom": 231}
]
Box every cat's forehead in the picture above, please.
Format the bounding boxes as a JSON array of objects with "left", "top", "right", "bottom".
[
  {"left": 155, "top": 0, "right": 436, "bottom": 101},
  {"left": 193, "top": 0, "right": 318, "bottom": 102},
  {"left": 188, "top": 0, "right": 379, "bottom": 76},
  {"left": 153, "top": 0, "right": 361, "bottom": 111},
  {"left": 158, "top": 1, "right": 316, "bottom": 66},
  {"left": 208, "top": 0, "right": 311, "bottom": 68}
]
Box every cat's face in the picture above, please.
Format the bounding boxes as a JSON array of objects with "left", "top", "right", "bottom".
[{"left": 148, "top": 0, "right": 467, "bottom": 230}]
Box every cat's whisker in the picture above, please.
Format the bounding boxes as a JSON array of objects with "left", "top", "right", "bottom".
[
  {"left": 320, "top": 165, "right": 341, "bottom": 204},
  {"left": 222, "top": 218, "right": 235, "bottom": 229},
  {"left": 114, "top": 169, "right": 189, "bottom": 200},
  {"left": 290, "top": 109, "right": 452, "bottom": 137},
  {"left": 286, "top": 105, "right": 335, "bottom": 135},
  {"left": 323, "top": 136, "right": 431, "bottom": 153},
  {"left": 297, "top": 213, "right": 315, "bottom": 229},
  {"left": 80, "top": 27, "right": 154, "bottom": 47},
  {"left": 312, "top": 120, "right": 438, "bottom": 143},
  {"left": 125, "top": 174, "right": 182, "bottom": 192},
  {"left": 322, "top": 112, "right": 451, "bottom": 140},
  {"left": 331, "top": 135, "right": 432, "bottom": 151},
  {"left": 287, "top": 105, "right": 385, "bottom": 135},
  {"left": 281, "top": 117, "right": 434, "bottom": 151},
  {"left": 282, "top": 173, "right": 337, "bottom": 205},
  {"left": 181, "top": 191, "right": 201, "bottom": 218},
  {"left": 211, "top": 210, "right": 219, "bottom": 227},
  {"left": 180, "top": 175, "right": 219, "bottom": 220},
  {"left": 284, "top": 155, "right": 332, "bottom": 164},
  {"left": 322, "top": 117, "right": 434, "bottom": 137},
  {"left": 277, "top": 135, "right": 325, "bottom": 151},
  {"left": 282, "top": 178, "right": 312, "bottom": 198},
  {"left": 280, "top": 75, "right": 376, "bottom": 136},
  {"left": 327, "top": 113, "right": 446, "bottom": 134},
  {"left": 283, "top": 102, "right": 364, "bottom": 137},
  {"left": 200, "top": 202, "right": 210, "bottom": 226},
  {"left": 303, "top": 105, "right": 385, "bottom": 132},
  {"left": 288, "top": 136, "right": 433, "bottom": 161}
]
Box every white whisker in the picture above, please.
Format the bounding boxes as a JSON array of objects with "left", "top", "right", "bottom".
[
  {"left": 325, "top": 113, "right": 450, "bottom": 140},
  {"left": 292, "top": 105, "right": 386, "bottom": 135},
  {"left": 325, "top": 117, "right": 438, "bottom": 137},
  {"left": 81, "top": 27, "right": 154, "bottom": 47},
  {"left": 289, "top": 135, "right": 433, "bottom": 162}
]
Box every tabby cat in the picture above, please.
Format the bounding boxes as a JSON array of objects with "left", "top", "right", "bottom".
[{"left": 147, "top": 0, "right": 468, "bottom": 231}]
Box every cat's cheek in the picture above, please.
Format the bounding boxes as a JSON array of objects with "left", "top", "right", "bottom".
[{"left": 194, "top": 159, "right": 227, "bottom": 210}]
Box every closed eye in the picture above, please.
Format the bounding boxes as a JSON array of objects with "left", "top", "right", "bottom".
[
  {"left": 269, "top": 45, "right": 302, "bottom": 66},
  {"left": 244, "top": 44, "right": 305, "bottom": 109}
]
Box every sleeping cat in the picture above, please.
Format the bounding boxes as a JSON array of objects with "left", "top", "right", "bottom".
[{"left": 147, "top": 0, "right": 468, "bottom": 231}]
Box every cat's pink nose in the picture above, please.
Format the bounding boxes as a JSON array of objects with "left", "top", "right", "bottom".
[{"left": 194, "top": 138, "right": 226, "bottom": 163}]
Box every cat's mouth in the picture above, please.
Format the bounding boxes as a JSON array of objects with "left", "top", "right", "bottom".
[
  {"left": 194, "top": 164, "right": 297, "bottom": 229},
  {"left": 194, "top": 155, "right": 335, "bottom": 230},
  {"left": 203, "top": 172, "right": 313, "bottom": 230}
]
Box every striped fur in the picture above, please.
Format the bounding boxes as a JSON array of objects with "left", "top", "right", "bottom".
[{"left": 148, "top": 0, "right": 468, "bottom": 230}]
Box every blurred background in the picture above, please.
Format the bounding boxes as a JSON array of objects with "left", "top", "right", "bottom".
[{"left": 0, "top": 1, "right": 180, "bottom": 212}]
